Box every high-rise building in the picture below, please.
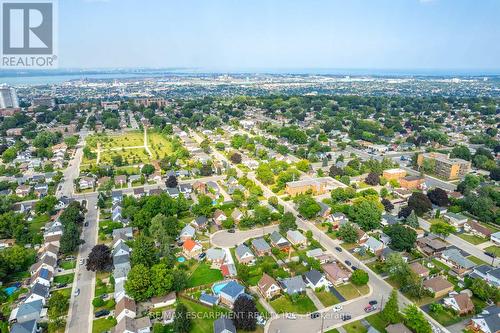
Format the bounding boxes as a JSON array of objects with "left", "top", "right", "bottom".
[
  {"left": 417, "top": 152, "right": 471, "bottom": 180},
  {"left": 0, "top": 86, "right": 19, "bottom": 109}
]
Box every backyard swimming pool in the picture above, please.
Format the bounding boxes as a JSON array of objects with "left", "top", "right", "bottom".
[
  {"left": 4, "top": 286, "right": 18, "bottom": 296},
  {"left": 212, "top": 281, "right": 230, "bottom": 295},
  {"left": 177, "top": 256, "right": 186, "bottom": 263}
]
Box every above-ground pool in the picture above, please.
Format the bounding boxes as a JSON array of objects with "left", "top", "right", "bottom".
[
  {"left": 177, "top": 256, "right": 186, "bottom": 263},
  {"left": 212, "top": 281, "right": 230, "bottom": 295},
  {"left": 4, "top": 286, "right": 18, "bottom": 296}
]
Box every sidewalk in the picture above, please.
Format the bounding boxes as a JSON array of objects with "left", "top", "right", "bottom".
[{"left": 306, "top": 288, "right": 325, "bottom": 310}]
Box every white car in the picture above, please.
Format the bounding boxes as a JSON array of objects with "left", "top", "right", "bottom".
[
  {"left": 333, "top": 304, "right": 343, "bottom": 312},
  {"left": 74, "top": 288, "right": 80, "bottom": 296},
  {"left": 285, "top": 313, "right": 297, "bottom": 320}
]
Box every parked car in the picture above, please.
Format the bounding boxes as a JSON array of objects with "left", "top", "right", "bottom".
[
  {"left": 342, "top": 314, "right": 352, "bottom": 321},
  {"left": 351, "top": 266, "right": 358, "bottom": 271},
  {"left": 335, "top": 247, "right": 342, "bottom": 252},
  {"left": 57, "top": 283, "right": 67, "bottom": 289},
  {"left": 198, "top": 252, "right": 206, "bottom": 260},
  {"left": 228, "top": 229, "right": 235, "bottom": 233},
  {"left": 95, "top": 309, "right": 110, "bottom": 318},
  {"left": 344, "top": 260, "right": 351, "bottom": 266},
  {"left": 84, "top": 221, "right": 89, "bottom": 227},
  {"left": 285, "top": 313, "right": 297, "bottom": 320},
  {"left": 364, "top": 305, "right": 377, "bottom": 313},
  {"left": 310, "top": 312, "right": 320, "bottom": 319},
  {"left": 485, "top": 251, "right": 495, "bottom": 258},
  {"left": 369, "top": 300, "right": 378, "bottom": 306},
  {"left": 256, "top": 315, "right": 266, "bottom": 326},
  {"left": 332, "top": 304, "right": 343, "bottom": 312},
  {"left": 74, "top": 288, "right": 80, "bottom": 296},
  {"left": 79, "top": 259, "right": 84, "bottom": 265}
]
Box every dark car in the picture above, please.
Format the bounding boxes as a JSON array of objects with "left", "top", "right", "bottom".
[
  {"left": 344, "top": 260, "right": 351, "bottom": 266},
  {"left": 94, "top": 309, "right": 110, "bottom": 318},
  {"left": 57, "top": 283, "right": 67, "bottom": 289},
  {"left": 335, "top": 247, "right": 342, "bottom": 252},
  {"left": 310, "top": 312, "right": 320, "bottom": 319},
  {"left": 228, "top": 229, "right": 236, "bottom": 233},
  {"left": 84, "top": 221, "right": 89, "bottom": 227},
  {"left": 351, "top": 266, "right": 358, "bottom": 271},
  {"left": 342, "top": 314, "right": 352, "bottom": 321},
  {"left": 485, "top": 251, "right": 495, "bottom": 258},
  {"left": 198, "top": 252, "right": 206, "bottom": 260},
  {"left": 369, "top": 300, "right": 378, "bottom": 306}
]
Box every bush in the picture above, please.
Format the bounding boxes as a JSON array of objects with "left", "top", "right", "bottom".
[{"left": 92, "top": 297, "right": 104, "bottom": 307}]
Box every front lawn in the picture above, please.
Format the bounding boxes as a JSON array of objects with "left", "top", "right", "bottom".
[
  {"left": 315, "top": 290, "right": 340, "bottom": 307},
  {"left": 458, "top": 233, "right": 487, "bottom": 245},
  {"left": 429, "top": 307, "right": 463, "bottom": 326},
  {"left": 269, "top": 294, "right": 317, "bottom": 314},
  {"left": 92, "top": 317, "right": 117, "bottom": 333},
  {"left": 365, "top": 312, "right": 391, "bottom": 332},
  {"left": 187, "top": 262, "right": 223, "bottom": 288},
  {"left": 343, "top": 320, "right": 367, "bottom": 333},
  {"left": 53, "top": 273, "right": 74, "bottom": 285},
  {"left": 335, "top": 283, "right": 369, "bottom": 300},
  {"left": 59, "top": 260, "right": 76, "bottom": 270},
  {"left": 467, "top": 256, "right": 490, "bottom": 266},
  {"left": 484, "top": 245, "right": 500, "bottom": 257}
]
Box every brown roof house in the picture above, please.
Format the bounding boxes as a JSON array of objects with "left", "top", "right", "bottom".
[
  {"left": 322, "top": 262, "right": 351, "bottom": 286},
  {"left": 464, "top": 221, "right": 492, "bottom": 239},
  {"left": 417, "top": 235, "right": 447, "bottom": 256},
  {"left": 409, "top": 262, "right": 430, "bottom": 278},
  {"left": 115, "top": 296, "right": 136, "bottom": 322},
  {"left": 258, "top": 273, "right": 281, "bottom": 299},
  {"left": 423, "top": 276, "right": 454, "bottom": 298},
  {"left": 151, "top": 292, "right": 176, "bottom": 309},
  {"left": 444, "top": 292, "right": 474, "bottom": 315}
]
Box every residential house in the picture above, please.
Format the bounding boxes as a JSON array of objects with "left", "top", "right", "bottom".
[
  {"left": 112, "top": 227, "right": 133, "bottom": 240},
  {"left": 33, "top": 184, "right": 48, "bottom": 198},
  {"left": 257, "top": 273, "right": 281, "bottom": 299},
  {"left": 231, "top": 209, "right": 243, "bottom": 224},
  {"left": 112, "top": 190, "right": 123, "bottom": 203},
  {"left": 251, "top": 238, "right": 271, "bottom": 256},
  {"left": 317, "top": 202, "right": 331, "bottom": 218},
  {"left": 10, "top": 320, "right": 38, "bottom": 333},
  {"left": 98, "top": 176, "right": 111, "bottom": 187},
  {"left": 15, "top": 185, "right": 31, "bottom": 197},
  {"left": 136, "top": 316, "right": 152, "bottom": 333},
  {"left": 9, "top": 300, "right": 43, "bottom": 324},
  {"left": 206, "top": 248, "right": 226, "bottom": 269},
  {"left": 235, "top": 244, "right": 255, "bottom": 265},
  {"left": 115, "top": 297, "right": 136, "bottom": 322},
  {"left": 213, "top": 316, "right": 237, "bottom": 333},
  {"left": 219, "top": 281, "right": 245, "bottom": 306},
  {"left": 213, "top": 210, "right": 227, "bottom": 226},
  {"left": 220, "top": 263, "right": 237, "bottom": 277},
  {"left": 165, "top": 187, "right": 180, "bottom": 198},
  {"left": 356, "top": 227, "right": 369, "bottom": 244},
  {"left": 25, "top": 283, "right": 50, "bottom": 305},
  {"left": 113, "top": 242, "right": 130, "bottom": 258},
  {"left": 441, "top": 248, "right": 475, "bottom": 275},
  {"left": 399, "top": 176, "right": 424, "bottom": 190},
  {"left": 280, "top": 276, "right": 306, "bottom": 295},
  {"left": 327, "top": 212, "right": 348, "bottom": 229},
  {"left": 0, "top": 238, "right": 15, "bottom": 249},
  {"left": 464, "top": 221, "right": 492, "bottom": 239},
  {"left": 443, "top": 212, "right": 468, "bottom": 229},
  {"left": 383, "top": 168, "right": 406, "bottom": 181},
  {"left": 179, "top": 183, "right": 192, "bottom": 195},
  {"left": 192, "top": 216, "right": 209, "bottom": 230},
  {"left": 303, "top": 269, "right": 329, "bottom": 290},
  {"left": 417, "top": 235, "right": 447, "bottom": 255},
  {"left": 306, "top": 248, "right": 332, "bottom": 264},
  {"left": 381, "top": 214, "right": 399, "bottom": 227},
  {"left": 363, "top": 237, "right": 385, "bottom": 255},
  {"left": 491, "top": 231, "right": 500, "bottom": 246},
  {"left": 322, "top": 262, "right": 351, "bottom": 286},
  {"left": 443, "top": 292, "right": 474, "bottom": 315},
  {"left": 112, "top": 204, "right": 123, "bottom": 222},
  {"left": 423, "top": 276, "right": 454, "bottom": 298},
  {"left": 409, "top": 262, "right": 430, "bottom": 278},
  {"left": 151, "top": 292, "right": 176, "bottom": 308},
  {"left": 133, "top": 188, "right": 145, "bottom": 198},
  {"left": 79, "top": 176, "right": 95, "bottom": 190},
  {"left": 179, "top": 225, "right": 196, "bottom": 241},
  {"left": 30, "top": 268, "right": 53, "bottom": 287},
  {"left": 115, "top": 175, "right": 127, "bottom": 187},
  {"left": 467, "top": 305, "right": 500, "bottom": 333},
  {"left": 270, "top": 231, "right": 291, "bottom": 251},
  {"left": 470, "top": 265, "right": 500, "bottom": 287},
  {"left": 286, "top": 230, "right": 307, "bottom": 247},
  {"left": 114, "top": 316, "right": 136, "bottom": 333},
  {"left": 182, "top": 239, "right": 202, "bottom": 259}
]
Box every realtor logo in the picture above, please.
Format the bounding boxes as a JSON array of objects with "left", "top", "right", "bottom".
[{"left": 1, "top": 0, "right": 58, "bottom": 68}]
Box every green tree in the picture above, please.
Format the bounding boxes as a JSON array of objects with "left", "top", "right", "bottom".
[
  {"left": 296, "top": 196, "right": 321, "bottom": 219},
  {"left": 191, "top": 194, "right": 214, "bottom": 217},
  {"left": 35, "top": 195, "right": 58, "bottom": 214},
  {"left": 407, "top": 192, "right": 432, "bottom": 216},
  {"left": 48, "top": 291, "right": 69, "bottom": 318},
  {"left": 381, "top": 289, "right": 401, "bottom": 324},
  {"left": 131, "top": 235, "right": 158, "bottom": 267},
  {"left": 350, "top": 269, "right": 369, "bottom": 286},
  {"left": 384, "top": 225, "right": 417, "bottom": 252},
  {"left": 404, "top": 304, "right": 432, "bottom": 333},
  {"left": 338, "top": 222, "right": 358, "bottom": 243},
  {"left": 150, "top": 263, "right": 173, "bottom": 297},
  {"left": 279, "top": 212, "right": 297, "bottom": 233},
  {"left": 141, "top": 164, "right": 155, "bottom": 176},
  {"left": 60, "top": 222, "right": 82, "bottom": 254},
  {"left": 404, "top": 210, "right": 419, "bottom": 229},
  {"left": 349, "top": 197, "right": 382, "bottom": 231},
  {"left": 173, "top": 302, "right": 191, "bottom": 333},
  {"left": 430, "top": 222, "right": 455, "bottom": 238},
  {"left": 125, "top": 264, "right": 153, "bottom": 301}
]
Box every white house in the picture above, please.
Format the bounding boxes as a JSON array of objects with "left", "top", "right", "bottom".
[
  {"left": 303, "top": 269, "right": 330, "bottom": 290},
  {"left": 491, "top": 231, "right": 500, "bottom": 246}
]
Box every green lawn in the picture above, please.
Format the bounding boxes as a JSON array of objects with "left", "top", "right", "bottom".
[
  {"left": 187, "top": 262, "right": 224, "bottom": 288},
  {"left": 59, "top": 260, "right": 76, "bottom": 270},
  {"left": 325, "top": 329, "right": 340, "bottom": 333},
  {"left": 458, "top": 233, "right": 487, "bottom": 245},
  {"left": 468, "top": 256, "right": 490, "bottom": 266},
  {"left": 148, "top": 131, "right": 173, "bottom": 158},
  {"left": 335, "top": 283, "right": 370, "bottom": 300},
  {"left": 183, "top": 299, "right": 229, "bottom": 333},
  {"left": 429, "top": 308, "right": 463, "bottom": 326},
  {"left": 365, "top": 313, "right": 390, "bottom": 333},
  {"left": 343, "top": 320, "right": 367, "bottom": 333},
  {"left": 92, "top": 317, "right": 117, "bottom": 333},
  {"left": 53, "top": 273, "right": 74, "bottom": 285},
  {"left": 269, "top": 294, "right": 317, "bottom": 314},
  {"left": 315, "top": 290, "right": 340, "bottom": 307},
  {"left": 484, "top": 245, "right": 500, "bottom": 257}
]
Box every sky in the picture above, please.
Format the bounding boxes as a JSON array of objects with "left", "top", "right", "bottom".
[{"left": 57, "top": 0, "right": 500, "bottom": 72}]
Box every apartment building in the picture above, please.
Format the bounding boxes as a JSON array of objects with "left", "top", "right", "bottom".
[
  {"left": 285, "top": 177, "right": 330, "bottom": 196},
  {"left": 382, "top": 168, "right": 407, "bottom": 181},
  {"left": 417, "top": 152, "right": 471, "bottom": 180}
]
